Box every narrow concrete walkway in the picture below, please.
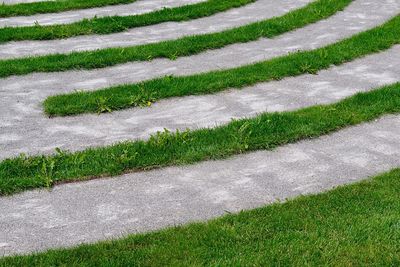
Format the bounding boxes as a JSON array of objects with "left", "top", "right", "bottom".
[
  {"left": 0, "top": 0, "right": 396, "bottom": 80},
  {"left": 0, "top": 0, "right": 204, "bottom": 28},
  {"left": 0, "top": 23, "right": 399, "bottom": 159},
  {"left": 1, "top": 115, "right": 399, "bottom": 256},
  {"left": 2, "top": 0, "right": 50, "bottom": 4},
  {"left": 0, "top": 0, "right": 313, "bottom": 59}
]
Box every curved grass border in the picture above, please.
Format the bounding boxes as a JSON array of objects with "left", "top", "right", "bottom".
[
  {"left": 1, "top": 83, "right": 400, "bottom": 195},
  {"left": 44, "top": 13, "right": 400, "bottom": 116},
  {"left": 0, "top": 0, "right": 352, "bottom": 76},
  {"left": 1, "top": 168, "right": 399, "bottom": 266},
  {"left": 0, "top": 0, "right": 137, "bottom": 18},
  {"left": 0, "top": 0, "right": 254, "bottom": 42}
]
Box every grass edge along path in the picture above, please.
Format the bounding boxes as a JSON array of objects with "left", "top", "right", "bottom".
[
  {"left": 0, "top": 0, "right": 352, "bottom": 73},
  {"left": 44, "top": 12, "right": 400, "bottom": 116},
  {"left": 0, "top": 0, "right": 137, "bottom": 18},
  {"left": 1, "top": 83, "right": 400, "bottom": 195},
  {"left": 1, "top": 168, "right": 400, "bottom": 265},
  {"left": 0, "top": 0, "right": 255, "bottom": 42}
]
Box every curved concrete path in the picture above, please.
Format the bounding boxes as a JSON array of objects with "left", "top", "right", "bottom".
[
  {"left": 1, "top": 0, "right": 400, "bottom": 258},
  {"left": 0, "top": 0, "right": 313, "bottom": 59},
  {"left": 0, "top": 1, "right": 399, "bottom": 159},
  {"left": 2, "top": 0, "right": 50, "bottom": 4},
  {"left": 1, "top": 46, "right": 399, "bottom": 159},
  {"left": 1, "top": 114, "right": 399, "bottom": 256},
  {"left": 0, "top": 0, "right": 205, "bottom": 28}
]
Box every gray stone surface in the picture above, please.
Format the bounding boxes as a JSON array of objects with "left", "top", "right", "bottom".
[
  {"left": 2, "top": 0, "right": 50, "bottom": 4},
  {"left": 1, "top": 115, "right": 399, "bottom": 256},
  {"left": 0, "top": 0, "right": 313, "bottom": 59},
  {"left": 0, "top": 2, "right": 399, "bottom": 160},
  {"left": 1, "top": 0, "right": 400, "bottom": 258},
  {"left": 0, "top": 0, "right": 204, "bottom": 27}
]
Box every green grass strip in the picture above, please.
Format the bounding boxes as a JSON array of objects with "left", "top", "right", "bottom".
[
  {"left": 0, "top": 0, "right": 255, "bottom": 42},
  {"left": 2, "top": 168, "right": 400, "bottom": 266},
  {"left": 0, "top": 0, "right": 351, "bottom": 74},
  {"left": 1, "top": 83, "right": 400, "bottom": 195},
  {"left": 44, "top": 13, "right": 400, "bottom": 116},
  {"left": 0, "top": 0, "right": 137, "bottom": 18}
]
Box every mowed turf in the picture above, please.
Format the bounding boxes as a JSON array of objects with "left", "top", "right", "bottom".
[
  {"left": 0, "top": 0, "right": 255, "bottom": 42},
  {"left": 0, "top": 0, "right": 137, "bottom": 18},
  {"left": 1, "top": 169, "right": 399, "bottom": 266},
  {"left": 1, "top": 83, "right": 400, "bottom": 195},
  {"left": 0, "top": 0, "right": 352, "bottom": 75}
]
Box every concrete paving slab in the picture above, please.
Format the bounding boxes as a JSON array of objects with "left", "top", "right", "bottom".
[
  {"left": 1, "top": 114, "right": 399, "bottom": 256},
  {"left": 0, "top": 0, "right": 204, "bottom": 27},
  {"left": 0, "top": 0, "right": 313, "bottom": 59}
]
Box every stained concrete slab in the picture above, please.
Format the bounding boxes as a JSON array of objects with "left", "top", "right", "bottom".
[
  {"left": 0, "top": 19, "right": 399, "bottom": 159},
  {"left": 1, "top": 115, "right": 399, "bottom": 256},
  {"left": 0, "top": 0, "right": 205, "bottom": 27},
  {"left": 0, "top": 0, "right": 314, "bottom": 59}
]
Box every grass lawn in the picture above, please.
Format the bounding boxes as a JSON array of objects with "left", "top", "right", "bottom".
[
  {"left": 0, "top": 0, "right": 137, "bottom": 18},
  {"left": 1, "top": 83, "right": 400, "bottom": 195},
  {"left": 0, "top": 0, "right": 255, "bottom": 42},
  {"left": 0, "top": 0, "right": 398, "bottom": 265},
  {"left": 1, "top": 168, "right": 399, "bottom": 266},
  {"left": 0, "top": 0, "right": 352, "bottom": 75},
  {"left": 43, "top": 13, "right": 400, "bottom": 116}
]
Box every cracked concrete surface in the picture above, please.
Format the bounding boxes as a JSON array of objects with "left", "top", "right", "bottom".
[
  {"left": 0, "top": 0, "right": 205, "bottom": 27},
  {"left": 0, "top": 0, "right": 399, "bottom": 159},
  {"left": 1, "top": 115, "right": 399, "bottom": 256},
  {"left": 0, "top": 0, "right": 313, "bottom": 59}
]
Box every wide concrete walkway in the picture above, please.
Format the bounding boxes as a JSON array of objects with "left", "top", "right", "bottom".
[
  {"left": 1, "top": 115, "right": 399, "bottom": 256},
  {"left": 1, "top": 0, "right": 399, "bottom": 160},
  {"left": 0, "top": 0, "right": 204, "bottom": 27},
  {"left": 0, "top": 0, "right": 313, "bottom": 58},
  {"left": 1, "top": 39, "right": 399, "bottom": 159},
  {"left": 2, "top": 0, "right": 50, "bottom": 4}
]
